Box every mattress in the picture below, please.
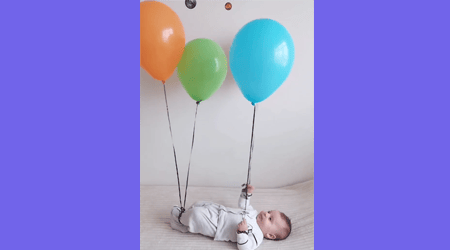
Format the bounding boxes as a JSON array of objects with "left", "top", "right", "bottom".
[{"left": 140, "top": 180, "right": 314, "bottom": 249}]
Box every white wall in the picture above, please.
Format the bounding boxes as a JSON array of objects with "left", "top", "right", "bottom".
[{"left": 140, "top": 0, "right": 314, "bottom": 188}]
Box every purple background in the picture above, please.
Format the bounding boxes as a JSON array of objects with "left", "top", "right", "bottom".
[{"left": 1, "top": 0, "right": 449, "bottom": 249}]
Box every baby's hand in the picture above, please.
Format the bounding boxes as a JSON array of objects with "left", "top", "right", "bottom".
[
  {"left": 242, "top": 184, "right": 255, "bottom": 194},
  {"left": 237, "top": 219, "right": 248, "bottom": 232}
]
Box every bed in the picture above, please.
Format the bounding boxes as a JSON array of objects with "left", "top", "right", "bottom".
[{"left": 140, "top": 179, "right": 314, "bottom": 249}]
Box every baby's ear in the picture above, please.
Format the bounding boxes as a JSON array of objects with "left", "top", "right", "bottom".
[{"left": 265, "top": 233, "right": 276, "bottom": 240}]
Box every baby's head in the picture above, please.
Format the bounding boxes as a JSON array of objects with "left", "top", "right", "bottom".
[{"left": 256, "top": 210, "right": 291, "bottom": 241}]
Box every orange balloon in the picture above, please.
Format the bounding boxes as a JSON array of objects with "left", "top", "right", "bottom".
[{"left": 140, "top": 1, "right": 186, "bottom": 82}]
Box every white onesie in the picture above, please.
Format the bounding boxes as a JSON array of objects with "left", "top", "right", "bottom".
[{"left": 174, "top": 191, "right": 264, "bottom": 250}]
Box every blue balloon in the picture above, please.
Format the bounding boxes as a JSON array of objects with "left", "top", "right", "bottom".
[{"left": 230, "top": 19, "right": 295, "bottom": 104}]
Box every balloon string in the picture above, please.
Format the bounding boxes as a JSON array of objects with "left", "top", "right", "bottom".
[
  {"left": 163, "top": 83, "right": 183, "bottom": 208},
  {"left": 183, "top": 101, "right": 201, "bottom": 209},
  {"left": 244, "top": 104, "right": 257, "bottom": 212}
]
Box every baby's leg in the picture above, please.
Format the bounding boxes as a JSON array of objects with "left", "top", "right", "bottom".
[
  {"left": 180, "top": 203, "right": 219, "bottom": 238},
  {"left": 170, "top": 206, "right": 189, "bottom": 233}
]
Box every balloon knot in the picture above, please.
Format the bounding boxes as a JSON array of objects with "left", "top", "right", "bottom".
[
  {"left": 196, "top": 101, "right": 201, "bottom": 105},
  {"left": 251, "top": 102, "right": 255, "bottom": 106},
  {"left": 162, "top": 80, "right": 165, "bottom": 84},
  {"left": 178, "top": 207, "right": 185, "bottom": 224}
]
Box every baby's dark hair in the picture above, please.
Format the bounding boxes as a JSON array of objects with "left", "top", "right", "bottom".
[{"left": 268, "top": 212, "right": 292, "bottom": 241}]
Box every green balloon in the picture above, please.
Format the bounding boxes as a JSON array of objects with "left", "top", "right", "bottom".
[{"left": 177, "top": 39, "right": 227, "bottom": 102}]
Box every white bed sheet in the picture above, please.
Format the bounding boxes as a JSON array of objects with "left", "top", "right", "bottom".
[{"left": 140, "top": 180, "right": 314, "bottom": 250}]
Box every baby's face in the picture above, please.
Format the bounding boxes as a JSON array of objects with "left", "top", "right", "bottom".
[{"left": 256, "top": 210, "right": 286, "bottom": 239}]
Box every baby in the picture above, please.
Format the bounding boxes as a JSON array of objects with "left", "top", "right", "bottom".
[{"left": 170, "top": 184, "right": 291, "bottom": 250}]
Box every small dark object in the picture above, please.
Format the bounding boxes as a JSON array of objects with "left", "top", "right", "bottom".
[
  {"left": 225, "top": 2, "right": 232, "bottom": 10},
  {"left": 185, "top": 0, "right": 196, "bottom": 9}
]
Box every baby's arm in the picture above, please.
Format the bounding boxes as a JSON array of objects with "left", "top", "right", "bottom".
[
  {"left": 236, "top": 219, "right": 258, "bottom": 250},
  {"left": 238, "top": 184, "right": 255, "bottom": 210}
]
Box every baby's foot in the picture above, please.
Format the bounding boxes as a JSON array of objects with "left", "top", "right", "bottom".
[{"left": 170, "top": 206, "right": 189, "bottom": 233}]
